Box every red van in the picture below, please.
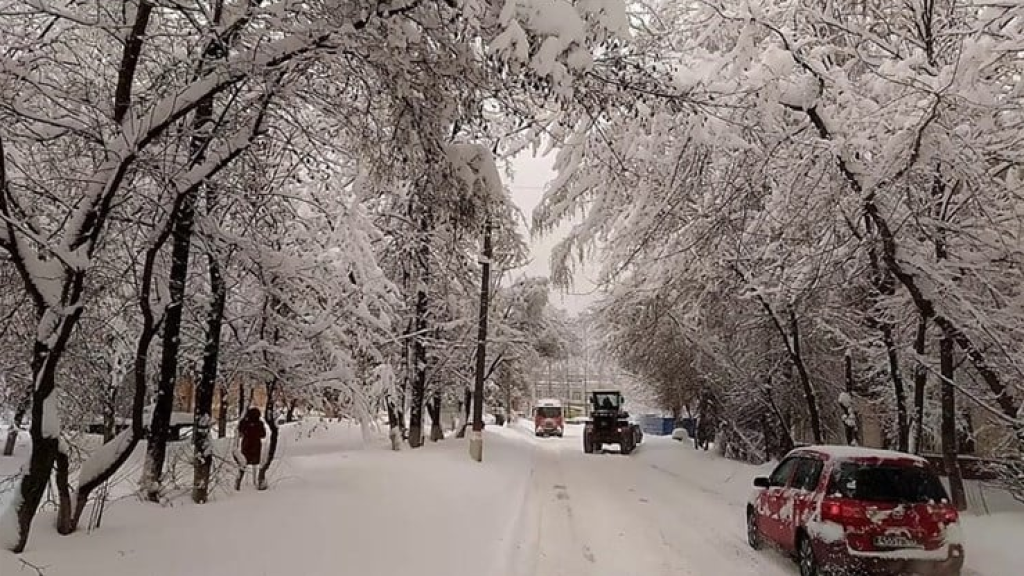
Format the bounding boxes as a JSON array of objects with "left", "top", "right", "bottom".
[
  {"left": 747, "top": 445, "right": 964, "bottom": 576},
  {"left": 533, "top": 399, "right": 564, "bottom": 437}
]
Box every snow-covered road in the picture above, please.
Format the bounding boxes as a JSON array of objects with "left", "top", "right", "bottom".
[
  {"left": 2, "top": 419, "right": 1019, "bottom": 575},
  {"left": 497, "top": 423, "right": 795, "bottom": 576}
]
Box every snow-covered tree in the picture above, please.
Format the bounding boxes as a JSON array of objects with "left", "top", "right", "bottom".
[{"left": 536, "top": 1, "right": 1024, "bottom": 488}]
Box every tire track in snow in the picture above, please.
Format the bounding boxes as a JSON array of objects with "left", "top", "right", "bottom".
[
  {"left": 571, "top": 446, "right": 792, "bottom": 576},
  {"left": 528, "top": 448, "right": 606, "bottom": 576},
  {"left": 510, "top": 430, "right": 795, "bottom": 576}
]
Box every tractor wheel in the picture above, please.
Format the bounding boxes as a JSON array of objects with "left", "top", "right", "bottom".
[
  {"left": 621, "top": 432, "right": 634, "bottom": 455},
  {"left": 583, "top": 431, "right": 594, "bottom": 454}
]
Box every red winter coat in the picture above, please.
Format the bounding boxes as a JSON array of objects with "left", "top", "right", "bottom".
[{"left": 238, "top": 414, "right": 266, "bottom": 465}]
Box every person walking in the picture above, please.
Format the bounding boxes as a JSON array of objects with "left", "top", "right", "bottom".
[{"left": 235, "top": 407, "right": 266, "bottom": 489}]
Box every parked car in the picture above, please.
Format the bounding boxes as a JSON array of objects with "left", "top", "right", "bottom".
[{"left": 747, "top": 445, "right": 964, "bottom": 576}]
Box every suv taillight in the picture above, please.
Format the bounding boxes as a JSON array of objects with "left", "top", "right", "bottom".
[
  {"left": 938, "top": 505, "right": 959, "bottom": 524},
  {"left": 821, "top": 498, "right": 866, "bottom": 524}
]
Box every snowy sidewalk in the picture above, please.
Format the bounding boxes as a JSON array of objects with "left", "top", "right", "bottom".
[{"left": 1, "top": 422, "right": 534, "bottom": 576}]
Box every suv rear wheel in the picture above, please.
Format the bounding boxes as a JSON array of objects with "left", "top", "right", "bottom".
[{"left": 797, "top": 534, "right": 818, "bottom": 576}]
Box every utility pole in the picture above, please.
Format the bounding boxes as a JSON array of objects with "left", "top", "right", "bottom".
[
  {"left": 582, "top": 322, "right": 589, "bottom": 417},
  {"left": 564, "top": 358, "right": 570, "bottom": 416},
  {"left": 469, "top": 220, "right": 492, "bottom": 462},
  {"left": 547, "top": 360, "right": 552, "bottom": 397}
]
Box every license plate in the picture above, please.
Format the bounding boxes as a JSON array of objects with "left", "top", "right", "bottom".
[{"left": 874, "top": 535, "right": 923, "bottom": 549}]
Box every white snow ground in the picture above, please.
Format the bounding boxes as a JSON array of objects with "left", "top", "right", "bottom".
[{"left": 1, "top": 420, "right": 1021, "bottom": 576}]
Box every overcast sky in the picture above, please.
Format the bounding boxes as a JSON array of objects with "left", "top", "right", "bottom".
[{"left": 506, "top": 150, "right": 600, "bottom": 316}]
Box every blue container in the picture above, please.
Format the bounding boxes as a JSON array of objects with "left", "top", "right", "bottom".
[
  {"left": 639, "top": 415, "right": 679, "bottom": 436},
  {"left": 660, "top": 417, "right": 675, "bottom": 435},
  {"left": 640, "top": 415, "right": 660, "bottom": 435}
]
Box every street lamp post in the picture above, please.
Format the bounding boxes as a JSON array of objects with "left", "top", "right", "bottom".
[{"left": 469, "top": 220, "right": 492, "bottom": 462}]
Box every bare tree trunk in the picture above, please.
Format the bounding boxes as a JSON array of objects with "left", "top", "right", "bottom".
[
  {"left": 217, "top": 385, "right": 229, "bottom": 438},
  {"left": 54, "top": 449, "right": 72, "bottom": 535},
  {"left": 912, "top": 316, "right": 928, "bottom": 454},
  {"left": 192, "top": 233, "right": 227, "bottom": 504},
  {"left": 8, "top": 345, "right": 64, "bottom": 553},
  {"left": 386, "top": 397, "right": 402, "bottom": 450},
  {"left": 788, "top": 309, "right": 823, "bottom": 443},
  {"left": 761, "top": 376, "right": 795, "bottom": 459},
  {"left": 864, "top": 214, "right": 910, "bottom": 452},
  {"left": 842, "top": 353, "right": 859, "bottom": 446},
  {"left": 939, "top": 334, "right": 967, "bottom": 511},
  {"left": 469, "top": 220, "right": 493, "bottom": 462},
  {"left": 102, "top": 382, "right": 118, "bottom": 444},
  {"left": 145, "top": 190, "right": 196, "bottom": 501},
  {"left": 408, "top": 210, "right": 432, "bottom": 448},
  {"left": 257, "top": 380, "right": 279, "bottom": 491},
  {"left": 428, "top": 394, "right": 444, "bottom": 441},
  {"left": 456, "top": 388, "right": 471, "bottom": 438},
  {"left": 880, "top": 326, "right": 909, "bottom": 451},
  {"left": 237, "top": 380, "right": 246, "bottom": 419},
  {"left": 408, "top": 305, "right": 428, "bottom": 448}
]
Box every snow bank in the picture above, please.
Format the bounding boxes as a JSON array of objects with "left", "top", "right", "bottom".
[
  {"left": 0, "top": 484, "right": 22, "bottom": 550},
  {"left": 77, "top": 428, "right": 136, "bottom": 488},
  {"left": 0, "top": 423, "right": 533, "bottom": 576},
  {"left": 962, "top": 512, "right": 1024, "bottom": 576}
]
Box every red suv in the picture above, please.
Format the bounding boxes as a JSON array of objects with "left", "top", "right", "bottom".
[{"left": 747, "top": 446, "right": 964, "bottom": 576}]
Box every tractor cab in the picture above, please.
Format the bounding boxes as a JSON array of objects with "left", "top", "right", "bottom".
[{"left": 591, "top": 391, "right": 625, "bottom": 415}]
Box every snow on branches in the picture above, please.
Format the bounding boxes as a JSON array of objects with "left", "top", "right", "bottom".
[{"left": 537, "top": 0, "right": 1024, "bottom": 471}]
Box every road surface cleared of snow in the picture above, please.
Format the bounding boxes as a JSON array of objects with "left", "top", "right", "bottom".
[
  {"left": 496, "top": 422, "right": 795, "bottom": 576},
  {"left": 497, "top": 422, "right": 1019, "bottom": 576},
  {"left": 1, "top": 419, "right": 1021, "bottom": 575}
]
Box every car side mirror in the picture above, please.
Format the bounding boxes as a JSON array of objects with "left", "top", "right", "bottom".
[{"left": 753, "top": 476, "right": 770, "bottom": 489}]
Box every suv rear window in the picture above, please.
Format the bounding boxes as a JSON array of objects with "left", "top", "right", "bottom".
[
  {"left": 827, "top": 462, "right": 949, "bottom": 503},
  {"left": 536, "top": 407, "right": 561, "bottom": 418}
]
